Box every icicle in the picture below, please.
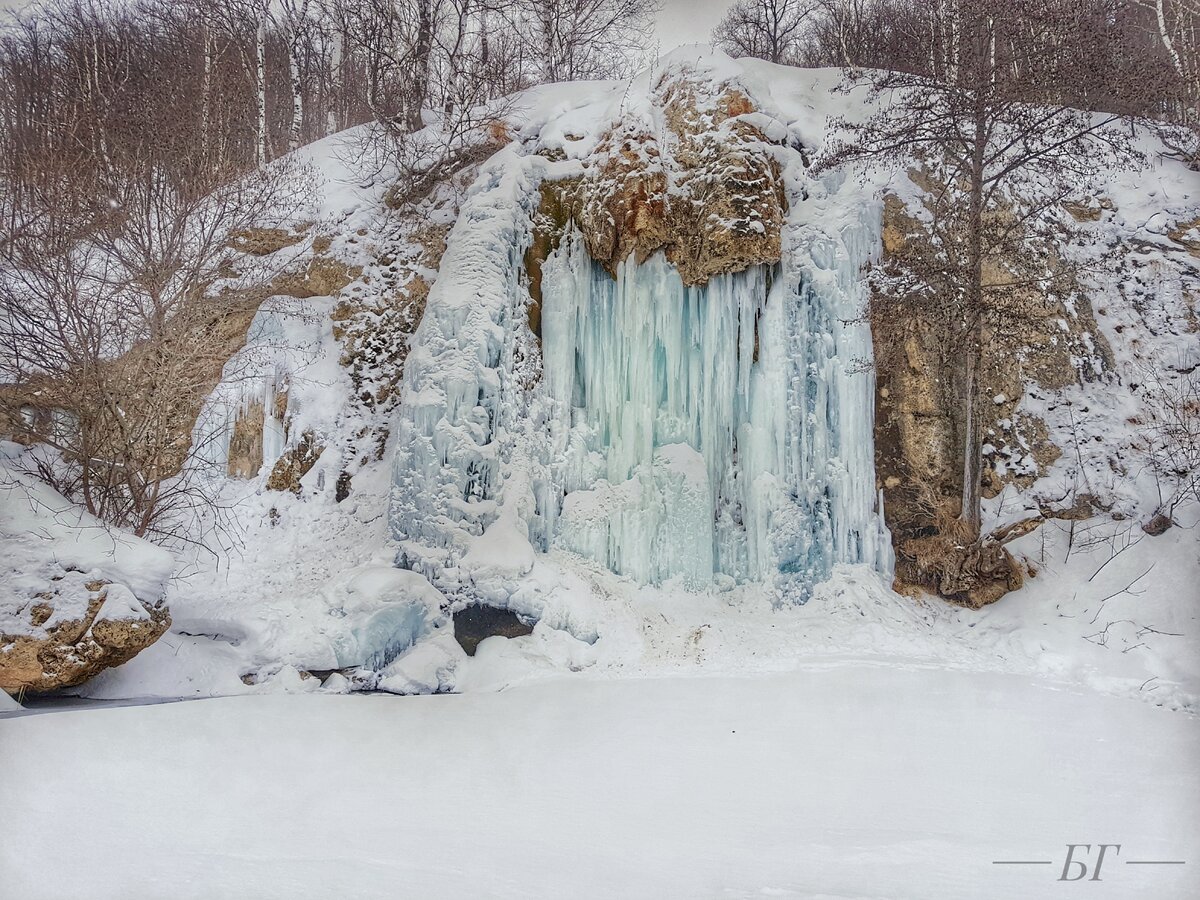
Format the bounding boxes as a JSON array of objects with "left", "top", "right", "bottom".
[
  {"left": 390, "top": 156, "right": 893, "bottom": 597},
  {"left": 189, "top": 301, "right": 297, "bottom": 478},
  {"left": 534, "top": 225, "right": 890, "bottom": 589}
]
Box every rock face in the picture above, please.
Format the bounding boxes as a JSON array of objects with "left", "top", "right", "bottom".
[
  {"left": 871, "top": 178, "right": 1114, "bottom": 607},
  {"left": 0, "top": 579, "right": 170, "bottom": 695},
  {"left": 266, "top": 429, "right": 323, "bottom": 493},
  {"left": 526, "top": 69, "right": 787, "bottom": 300}
]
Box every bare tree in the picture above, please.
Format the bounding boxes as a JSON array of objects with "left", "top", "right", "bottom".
[
  {"left": 525, "top": 0, "right": 658, "bottom": 82},
  {"left": 825, "top": 0, "right": 1150, "bottom": 540},
  {"left": 0, "top": 158, "right": 309, "bottom": 536},
  {"left": 1135, "top": 0, "right": 1200, "bottom": 157},
  {"left": 798, "top": 1, "right": 1179, "bottom": 121},
  {"left": 712, "top": 0, "right": 817, "bottom": 64},
  {"left": 1140, "top": 368, "right": 1200, "bottom": 526},
  {"left": 0, "top": 0, "right": 314, "bottom": 537}
]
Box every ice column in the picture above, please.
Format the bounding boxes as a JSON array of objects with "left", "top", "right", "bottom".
[{"left": 532, "top": 225, "right": 891, "bottom": 588}]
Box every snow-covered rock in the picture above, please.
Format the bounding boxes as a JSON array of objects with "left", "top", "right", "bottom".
[{"left": 0, "top": 444, "right": 174, "bottom": 694}]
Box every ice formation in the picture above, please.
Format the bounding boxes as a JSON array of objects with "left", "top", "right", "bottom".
[
  {"left": 535, "top": 227, "right": 891, "bottom": 588},
  {"left": 389, "top": 60, "right": 892, "bottom": 599},
  {"left": 191, "top": 300, "right": 308, "bottom": 477},
  {"left": 327, "top": 567, "right": 446, "bottom": 671}
]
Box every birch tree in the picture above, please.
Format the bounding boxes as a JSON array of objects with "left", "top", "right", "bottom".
[
  {"left": 279, "top": 0, "right": 311, "bottom": 152},
  {"left": 1138, "top": 0, "right": 1200, "bottom": 144}
]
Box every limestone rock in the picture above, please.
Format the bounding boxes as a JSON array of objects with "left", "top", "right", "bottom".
[
  {"left": 266, "top": 430, "right": 323, "bottom": 494},
  {"left": 1, "top": 579, "right": 170, "bottom": 695},
  {"left": 228, "top": 225, "right": 307, "bottom": 257},
  {"left": 871, "top": 174, "right": 1114, "bottom": 607},
  {"left": 227, "top": 400, "right": 267, "bottom": 479},
  {"left": 533, "top": 70, "right": 786, "bottom": 292}
]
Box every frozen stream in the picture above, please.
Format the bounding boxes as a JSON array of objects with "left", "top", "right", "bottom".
[{"left": 2, "top": 666, "right": 1196, "bottom": 899}]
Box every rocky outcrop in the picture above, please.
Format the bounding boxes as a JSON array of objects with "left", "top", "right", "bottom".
[
  {"left": 1, "top": 227, "right": 362, "bottom": 493},
  {"left": 1, "top": 578, "right": 169, "bottom": 695},
  {"left": 228, "top": 225, "right": 309, "bottom": 256},
  {"left": 266, "top": 429, "right": 323, "bottom": 494},
  {"left": 227, "top": 400, "right": 268, "bottom": 479},
  {"left": 225, "top": 385, "right": 289, "bottom": 479},
  {"left": 527, "top": 71, "right": 786, "bottom": 298},
  {"left": 272, "top": 248, "right": 361, "bottom": 299},
  {"left": 872, "top": 179, "right": 1115, "bottom": 607},
  {"left": 1, "top": 451, "right": 176, "bottom": 696}
]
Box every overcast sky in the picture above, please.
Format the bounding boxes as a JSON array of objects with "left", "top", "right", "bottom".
[
  {"left": 656, "top": 0, "right": 728, "bottom": 53},
  {"left": 0, "top": 0, "right": 730, "bottom": 47}
]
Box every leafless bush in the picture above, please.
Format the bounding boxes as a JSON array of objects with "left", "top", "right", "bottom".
[
  {"left": 1139, "top": 368, "right": 1200, "bottom": 520},
  {"left": 0, "top": 156, "right": 313, "bottom": 538},
  {"left": 712, "top": 1, "right": 1183, "bottom": 125},
  {"left": 713, "top": 0, "right": 818, "bottom": 65}
]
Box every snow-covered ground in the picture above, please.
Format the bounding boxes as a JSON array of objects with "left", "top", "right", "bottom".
[{"left": 3, "top": 667, "right": 1197, "bottom": 899}]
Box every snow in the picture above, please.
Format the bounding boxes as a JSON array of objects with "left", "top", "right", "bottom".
[
  {"left": 329, "top": 566, "right": 446, "bottom": 670},
  {"left": 2, "top": 668, "right": 1197, "bottom": 899},
  {"left": 0, "top": 444, "right": 174, "bottom": 638},
  {"left": 1, "top": 49, "right": 1190, "bottom": 723}
]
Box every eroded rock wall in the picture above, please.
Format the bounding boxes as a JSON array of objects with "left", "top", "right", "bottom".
[
  {"left": 526, "top": 71, "right": 787, "bottom": 298},
  {"left": 871, "top": 179, "right": 1117, "bottom": 606}
]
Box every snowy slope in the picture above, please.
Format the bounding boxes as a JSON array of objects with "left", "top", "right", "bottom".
[{"left": 22, "top": 50, "right": 1187, "bottom": 716}]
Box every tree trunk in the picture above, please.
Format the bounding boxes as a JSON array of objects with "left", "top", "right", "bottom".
[
  {"left": 289, "top": 37, "right": 303, "bottom": 152},
  {"left": 409, "top": 0, "right": 434, "bottom": 132},
  {"left": 255, "top": 16, "right": 267, "bottom": 166},
  {"left": 959, "top": 83, "right": 988, "bottom": 537},
  {"left": 1155, "top": 0, "right": 1185, "bottom": 76},
  {"left": 541, "top": 4, "right": 560, "bottom": 82},
  {"left": 201, "top": 25, "right": 212, "bottom": 167},
  {"left": 959, "top": 321, "right": 982, "bottom": 534},
  {"left": 444, "top": 0, "right": 471, "bottom": 119}
]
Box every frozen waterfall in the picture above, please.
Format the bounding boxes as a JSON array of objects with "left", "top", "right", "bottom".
[
  {"left": 532, "top": 228, "right": 891, "bottom": 589},
  {"left": 389, "top": 152, "right": 891, "bottom": 598}
]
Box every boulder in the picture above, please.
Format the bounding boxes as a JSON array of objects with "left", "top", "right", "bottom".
[
  {"left": 0, "top": 453, "right": 174, "bottom": 696},
  {"left": 1, "top": 579, "right": 170, "bottom": 695}
]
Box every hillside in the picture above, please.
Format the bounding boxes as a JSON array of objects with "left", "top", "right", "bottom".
[
  {"left": 2, "top": 46, "right": 1198, "bottom": 900},
  {"left": 1, "top": 49, "right": 1189, "bottom": 707}
]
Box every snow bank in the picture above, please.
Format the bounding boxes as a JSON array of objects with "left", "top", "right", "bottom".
[{"left": 0, "top": 444, "right": 174, "bottom": 640}]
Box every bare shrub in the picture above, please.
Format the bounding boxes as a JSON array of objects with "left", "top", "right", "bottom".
[
  {"left": 1139, "top": 368, "right": 1200, "bottom": 522},
  {"left": 0, "top": 158, "right": 314, "bottom": 538}
]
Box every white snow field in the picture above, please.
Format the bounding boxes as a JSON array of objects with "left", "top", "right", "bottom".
[{"left": 2, "top": 667, "right": 1197, "bottom": 900}]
